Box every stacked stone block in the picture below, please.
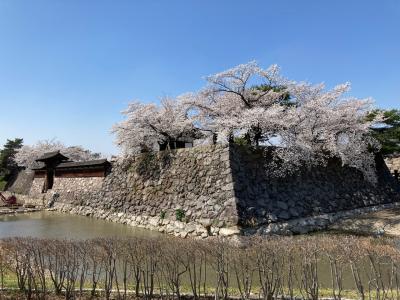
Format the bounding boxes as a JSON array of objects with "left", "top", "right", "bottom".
[{"left": 26, "top": 144, "right": 400, "bottom": 237}]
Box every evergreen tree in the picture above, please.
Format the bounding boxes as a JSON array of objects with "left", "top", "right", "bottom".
[
  {"left": 0, "top": 138, "right": 24, "bottom": 180},
  {"left": 367, "top": 109, "right": 400, "bottom": 155}
]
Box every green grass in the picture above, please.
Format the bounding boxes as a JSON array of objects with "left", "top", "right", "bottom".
[
  {"left": 0, "top": 271, "right": 375, "bottom": 300},
  {"left": 2, "top": 271, "right": 19, "bottom": 289}
]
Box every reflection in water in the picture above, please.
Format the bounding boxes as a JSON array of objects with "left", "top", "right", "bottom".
[{"left": 0, "top": 211, "right": 162, "bottom": 239}]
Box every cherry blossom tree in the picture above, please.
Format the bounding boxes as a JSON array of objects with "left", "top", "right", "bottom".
[
  {"left": 113, "top": 61, "right": 382, "bottom": 181},
  {"left": 268, "top": 82, "right": 381, "bottom": 180},
  {"left": 112, "top": 97, "right": 200, "bottom": 154},
  {"left": 182, "top": 62, "right": 295, "bottom": 146},
  {"left": 186, "top": 62, "right": 381, "bottom": 181},
  {"left": 15, "top": 140, "right": 101, "bottom": 169}
]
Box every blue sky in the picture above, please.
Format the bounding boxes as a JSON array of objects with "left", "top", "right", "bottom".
[{"left": 0, "top": 1, "right": 399, "bottom": 155}]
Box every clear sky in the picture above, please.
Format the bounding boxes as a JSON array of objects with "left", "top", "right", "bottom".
[{"left": 0, "top": 1, "right": 399, "bottom": 156}]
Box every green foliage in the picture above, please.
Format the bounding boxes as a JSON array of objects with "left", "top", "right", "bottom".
[
  {"left": 232, "top": 84, "right": 294, "bottom": 147},
  {"left": 367, "top": 109, "right": 400, "bottom": 154},
  {"left": 233, "top": 136, "right": 250, "bottom": 146},
  {"left": 0, "top": 177, "right": 7, "bottom": 191},
  {"left": 252, "top": 84, "right": 294, "bottom": 106},
  {"left": 160, "top": 210, "right": 166, "bottom": 219},
  {"left": 0, "top": 138, "right": 23, "bottom": 180},
  {"left": 175, "top": 209, "right": 185, "bottom": 222}
]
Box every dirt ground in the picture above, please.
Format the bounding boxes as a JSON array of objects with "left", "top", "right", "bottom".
[{"left": 328, "top": 207, "right": 400, "bottom": 237}]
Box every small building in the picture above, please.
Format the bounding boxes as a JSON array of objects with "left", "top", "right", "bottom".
[
  {"left": 32, "top": 151, "right": 110, "bottom": 192},
  {"left": 158, "top": 137, "right": 194, "bottom": 151}
]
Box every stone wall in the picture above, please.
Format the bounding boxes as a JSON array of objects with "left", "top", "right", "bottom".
[
  {"left": 7, "top": 169, "right": 34, "bottom": 194},
  {"left": 26, "top": 144, "right": 400, "bottom": 237},
  {"left": 31, "top": 145, "right": 239, "bottom": 237},
  {"left": 385, "top": 154, "right": 400, "bottom": 175},
  {"left": 30, "top": 176, "right": 104, "bottom": 206},
  {"left": 230, "top": 145, "right": 400, "bottom": 232}
]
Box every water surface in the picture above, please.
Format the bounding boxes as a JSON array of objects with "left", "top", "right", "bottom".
[{"left": 0, "top": 211, "right": 161, "bottom": 239}]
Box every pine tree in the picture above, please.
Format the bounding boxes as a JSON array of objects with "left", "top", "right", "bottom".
[{"left": 0, "top": 138, "right": 23, "bottom": 179}]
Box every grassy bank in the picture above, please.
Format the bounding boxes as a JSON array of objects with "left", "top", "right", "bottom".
[
  {"left": 0, "top": 270, "right": 368, "bottom": 300},
  {"left": 0, "top": 288, "right": 364, "bottom": 300}
]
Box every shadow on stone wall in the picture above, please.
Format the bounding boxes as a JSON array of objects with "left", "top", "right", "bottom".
[
  {"left": 229, "top": 144, "right": 400, "bottom": 229},
  {"left": 6, "top": 169, "right": 35, "bottom": 195}
]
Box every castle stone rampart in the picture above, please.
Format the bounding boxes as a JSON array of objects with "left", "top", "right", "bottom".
[{"left": 24, "top": 144, "right": 400, "bottom": 237}]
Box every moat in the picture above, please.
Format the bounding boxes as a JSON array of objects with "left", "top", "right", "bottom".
[{"left": 0, "top": 211, "right": 161, "bottom": 239}]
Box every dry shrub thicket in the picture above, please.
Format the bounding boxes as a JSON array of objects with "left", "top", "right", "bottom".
[{"left": 1, "top": 235, "right": 400, "bottom": 300}]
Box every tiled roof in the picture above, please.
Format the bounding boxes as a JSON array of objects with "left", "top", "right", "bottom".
[
  {"left": 56, "top": 159, "right": 109, "bottom": 169},
  {"left": 32, "top": 159, "right": 109, "bottom": 170},
  {"left": 35, "top": 151, "right": 69, "bottom": 162}
]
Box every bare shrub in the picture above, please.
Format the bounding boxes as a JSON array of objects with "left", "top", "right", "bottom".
[
  {"left": 256, "top": 237, "right": 285, "bottom": 300},
  {"left": 62, "top": 240, "right": 82, "bottom": 300},
  {"left": 115, "top": 239, "right": 132, "bottom": 300},
  {"left": 126, "top": 237, "right": 144, "bottom": 298},
  {"left": 46, "top": 239, "right": 67, "bottom": 295},
  {"left": 186, "top": 239, "right": 208, "bottom": 300},
  {"left": 87, "top": 239, "right": 104, "bottom": 297},
  {"left": 344, "top": 236, "right": 368, "bottom": 300},
  {"left": 1, "top": 234, "right": 400, "bottom": 300},
  {"left": 231, "top": 239, "right": 257, "bottom": 300},
  {"left": 77, "top": 241, "right": 91, "bottom": 299},
  {"left": 362, "top": 238, "right": 398, "bottom": 300},
  {"left": 28, "top": 238, "right": 48, "bottom": 300},
  {"left": 140, "top": 238, "right": 161, "bottom": 300},
  {"left": 0, "top": 240, "right": 8, "bottom": 291},
  {"left": 297, "top": 236, "right": 320, "bottom": 300},
  {"left": 322, "top": 235, "right": 349, "bottom": 300},
  {"left": 208, "top": 238, "right": 231, "bottom": 300},
  {"left": 278, "top": 237, "right": 300, "bottom": 300},
  {"left": 4, "top": 238, "right": 30, "bottom": 292},
  {"left": 96, "top": 238, "right": 119, "bottom": 300},
  {"left": 160, "top": 236, "right": 188, "bottom": 299},
  {"left": 386, "top": 240, "right": 400, "bottom": 300}
]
